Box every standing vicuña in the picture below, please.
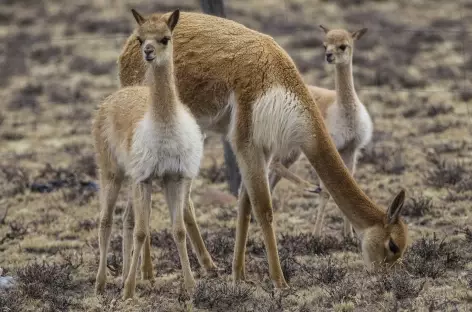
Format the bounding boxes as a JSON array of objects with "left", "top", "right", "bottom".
[
  {"left": 92, "top": 9, "right": 217, "bottom": 299},
  {"left": 119, "top": 10, "right": 409, "bottom": 289},
  {"left": 269, "top": 26, "right": 373, "bottom": 239}
]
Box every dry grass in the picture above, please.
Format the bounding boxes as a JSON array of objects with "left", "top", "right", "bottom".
[{"left": 0, "top": 0, "right": 471, "bottom": 311}]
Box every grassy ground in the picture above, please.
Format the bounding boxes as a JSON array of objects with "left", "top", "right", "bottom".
[{"left": 1, "top": 0, "right": 471, "bottom": 311}]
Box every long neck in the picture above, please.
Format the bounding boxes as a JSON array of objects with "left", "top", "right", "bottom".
[
  {"left": 146, "top": 58, "right": 178, "bottom": 121},
  {"left": 298, "top": 88, "right": 383, "bottom": 231},
  {"left": 334, "top": 58, "right": 359, "bottom": 110}
]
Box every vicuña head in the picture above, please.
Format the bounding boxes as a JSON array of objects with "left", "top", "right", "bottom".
[
  {"left": 131, "top": 8, "right": 180, "bottom": 66},
  {"left": 361, "top": 189, "right": 408, "bottom": 269},
  {"left": 320, "top": 25, "right": 367, "bottom": 65}
]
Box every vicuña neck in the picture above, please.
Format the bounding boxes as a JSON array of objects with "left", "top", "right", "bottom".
[
  {"left": 146, "top": 59, "right": 178, "bottom": 122},
  {"left": 299, "top": 84, "right": 383, "bottom": 232},
  {"left": 334, "top": 59, "right": 359, "bottom": 110}
]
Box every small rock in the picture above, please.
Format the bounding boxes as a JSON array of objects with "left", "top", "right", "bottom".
[{"left": 0, "top": 276, "right": 15, "bottom": 289}]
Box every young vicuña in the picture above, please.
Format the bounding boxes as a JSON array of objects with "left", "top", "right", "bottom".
[
  {"left": 269, "top": 26, "right": 374, "bottom": 239},
  {"left": 92, "top": 9, "right": 216, "bottom": 299},
  {"left": 118, "top": 10, "right": 409, "bottom": 289}
]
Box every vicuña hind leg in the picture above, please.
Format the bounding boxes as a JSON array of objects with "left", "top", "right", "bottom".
[
  {"left": 232, "top": 184, "right": 251, "bottom": 282},
  {"left": 268, "top": 150, "right": 301, "bottom": 194},
  {"left": 122, "top": 193, "right": 133, "bottom": 285},
  {"left": 95, "top": 170, "right": 124, "bottom": 295},
  {"left": 233, "top": 145, "right": 288, "bottom": 289},
  {"left": 123, "top": 180, "right": 152, "bottom": 299},
  {"left": 163, "top": 176, "right": 196, "bottom": 292},
  {"left": 313, "top": 184, "right": 331, "bottom": 237},
  {"left": 122, "top": 192, "right": 154, "bottom": 283},
  {"left": 184, "top": 197, "right": 218, "bottom": 275}
]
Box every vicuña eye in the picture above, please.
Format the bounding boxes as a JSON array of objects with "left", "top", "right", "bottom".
[
  {"left": 388, "top": 240, "right": 399, "bottom": 254},
  {"left": 339, "top": 44, "right": 347, "bottom": 51},
  {"left": 160, "top": 37, "right": 170, "bottom": 45},
  {"left": 136, "top": 36, "right": 143, "bottom": 45}
]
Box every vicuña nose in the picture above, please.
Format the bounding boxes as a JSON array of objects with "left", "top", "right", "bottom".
[
  {"left": 144, "top": 45, "right": 154, "bottom": 55},
  {"left": 326, "top": 52, "right": 333, "bottom": 59}
]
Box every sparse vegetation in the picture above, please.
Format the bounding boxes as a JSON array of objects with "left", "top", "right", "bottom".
[
  {"left": 404, "top": 234, "right": 465, "bottom": 278},
  {"left": 0, "top": 165, "right": 29, "bottom": 198},
  {"left": 0, "top": 0, "right": 470, "bottom": 310},
  {"left": 378, "top": 269, "right": 425, "bottom": 300},
  {"left": 359, "top": 144, "right": 405, "bottom": 174},
  {"left": 424, "top": 156, "right": 467, "bottom": 188},
  {"left": 5, "top": 258, "right": 83, "bottom": 311},
  {"left": 279, "top": 233, "right": 340, "bottom": 256},
  {"left": 403, "top": 194, "right": 434, "bottom": 217},
  {"left": 314, "top": 256, "right": 347, "bottom": 285},
  {"left": 323, "top": 275, "right": 358, "bottom": 306},
  {"left": 193, "top": 279, "right": 256, "bottom": 310}
]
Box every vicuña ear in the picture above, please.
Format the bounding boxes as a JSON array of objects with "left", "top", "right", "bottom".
[
  {"left": 387, "top": 190, "right": 405, "bottom": 224},
  {"left": 167, "top": 9, "right": 180, "bottom": 32},
  {"left": 352, "top": 28, "right": 368, "bottom": 40},
  {"left": 131, "top": 9, "right": 146, "bottom": 26},
  {"left": 319, "top": 25, "right": 330, "bottom": 33}
]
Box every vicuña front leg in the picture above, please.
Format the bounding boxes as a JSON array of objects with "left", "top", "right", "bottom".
[
  {"left": 95, "top": 171, "right": 124, "bottom": 295},
  {"left": 184, "top": 197, "right": 218, "bottom": 275},
  {"left": 123, "top": 180, "right": 152, "bottom": 300},
  {"left": 163, "top": 177, "right": 196, "bottom": 292},
  {"left": 234, "top": 146, "right": 288, "bottom": 289}
]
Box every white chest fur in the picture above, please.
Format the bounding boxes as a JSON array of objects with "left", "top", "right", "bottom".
[
  {"left": 128, "top": 108, "right": 203, "bottom": 182},
  {"left": 325, "top": 100, "right": 373, "bottom": 151}
]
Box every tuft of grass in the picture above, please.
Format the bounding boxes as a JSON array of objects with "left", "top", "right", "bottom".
[
  {"left": 0, "top": 288, "right": 22, "bottom": 312},
  {"left": 151, "top": 229, "right": 200, "bottom": 274},
  {"left": 0, "top": 219, "right": 29, "bottom": 245},
  {"left": 403, "top": 194, "right": 434, "bottom": 217},
  {"left": 76, "top": 218, "right": 97, "bottom": 232},
  {"left": 455, "top": 176, "right": 472, "bottom": 192},
  {"left": 323, "top": 275, "right": 358, "bottom": 306},
  {"left": 0, "top": 165, "right": 29, "bottom": 198},
  {"left": 13, "top": 259, "right": 82, "bottom": 311},
  {"left": 74, "top": 154, "right": 97, "bottom": 178},
  {"left": 359, "top": 144, "right": 405, "bottom": 175},
  {"left": 106, "top": 253, "right": 122, "bottom": 277},
  {"left": 424, "top": 156, "right": 466, "bottom": 188},
  {"left": 426, "top": 103, "right": 454, "bottom": 117},
  {"left": 298, "top": 256, "right": 347, "bottom": 288},
  {"left": 315, "top": 257, "right": 347, "bottom": 285},
  {"left": 279, "top": 251, "right": 300, "bottom": 283},
  {"left": 404, "top": 234, "right": 465, "bottom": 278},
  {"left": 379, "top": 270, "right": 425, "bottom": 300},
  {"left": 192, "top": 279, "right": 256, "bottom": 310},
  {"left": 462, "top": 227, "right": 472, "bottom": 243},
  {"left": 279, "top": 233, "right": 337, "bottom": 256},
  {"left": 29, "top": 163, "right": 98, "bottom": 205}
]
